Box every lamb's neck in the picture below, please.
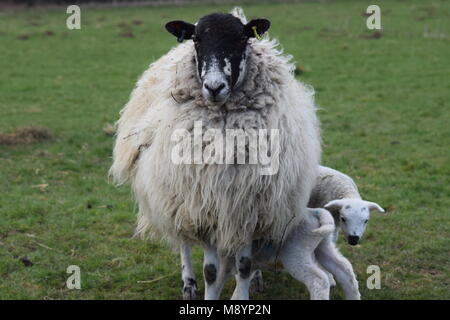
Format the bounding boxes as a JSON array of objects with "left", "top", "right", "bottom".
[
  {"left": 331, "top": 175, "right": 361, "bottom": 201},
  {"left": 338, "top": 190, "right": 362, "bottom": 201}
]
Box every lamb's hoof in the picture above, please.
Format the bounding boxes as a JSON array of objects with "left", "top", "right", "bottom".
[
  {"left": 328, "top": 274, "right": 337, "bottom": 287},
  {"left": 182, "top": 278, "right": 198, "bottom": 300},
  {"left": 249, "top": 269, "right": 264, "bottom": 294}
]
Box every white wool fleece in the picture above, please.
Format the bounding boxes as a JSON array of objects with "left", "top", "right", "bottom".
[{"left": 110, "top": 27, "right": 321, "bottom": 255}]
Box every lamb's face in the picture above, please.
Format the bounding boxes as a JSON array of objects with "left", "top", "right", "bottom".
[
  {"left": 165, "top": 14, "right": 270, "bottom": 106},
  {"left": 324, "top": 199, "right": 385, "bottom": 246}
]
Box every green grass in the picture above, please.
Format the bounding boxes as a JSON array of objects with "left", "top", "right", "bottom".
[{"left": 0, "top": 0, "right": 449, "bottom": 299}]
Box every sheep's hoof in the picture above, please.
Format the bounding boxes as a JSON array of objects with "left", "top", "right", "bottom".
[
  {"left": 249, "top": 269, "right": 264, "bottom": 294},
  {"left": 182, "top": 278, "right": 198, "bottom": 300}
]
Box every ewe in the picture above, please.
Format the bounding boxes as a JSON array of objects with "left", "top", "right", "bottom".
[{"left": 110, "top": 8, "right": 321, "bottom": 300}]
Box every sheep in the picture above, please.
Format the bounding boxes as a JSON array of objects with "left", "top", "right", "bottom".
[
  {"left": 199, "top": 208, "right": 361, "bottom": 300},
  {"left": 309, "top": 165, "right": 385, "bottom": 245},
  {"left": 110, "top": 8, "right": 321, "bottom": 300},
  {"left": 258, "top": 208, "right": 361, "bottom": 300}
]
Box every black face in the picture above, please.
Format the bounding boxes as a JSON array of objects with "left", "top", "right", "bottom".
[{"left": 166, "top": 13, "right": 270, "bottom": 105}]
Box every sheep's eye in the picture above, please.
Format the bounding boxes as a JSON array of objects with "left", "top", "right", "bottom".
[
  {"left": 193, "top": 36, "right": 201, "bottom": 44},
  {"left": 240, "top": 36, "right": 248, "bottom": 43},
  {"left": 341, "top": 217, "right": 346, "bottom": 223},
  {"left": 364, "top": 219, "right": 369, "bottom": 224}
]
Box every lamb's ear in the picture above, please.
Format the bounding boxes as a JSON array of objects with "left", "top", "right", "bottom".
[
  {"left": 324, "top": 199, "right": 346, "bottom": 212},
  {"left": 367, "top": 201, "right": 385, "bottom": 213},
  {"left": 165, "top": 20, "right": 195, "bottom": 42},
  {"left": 244, "top": 19, "right": 271, "bottom": 38}
]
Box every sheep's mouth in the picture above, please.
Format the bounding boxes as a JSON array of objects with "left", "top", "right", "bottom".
[
  {"left": 202, "top": 89, "right": 230, "bottom": 106},
  {"left": 347, "top": 235, "right": 360, "bottom": 246}
]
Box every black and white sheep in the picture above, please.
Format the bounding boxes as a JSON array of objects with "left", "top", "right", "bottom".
[{"left": 110, "top": 8, "right": 321, "bottom": 299}]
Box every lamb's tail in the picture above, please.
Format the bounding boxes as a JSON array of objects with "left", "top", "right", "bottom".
[{"left": 310, "top": 208, "right": 335, "bottom": 235}]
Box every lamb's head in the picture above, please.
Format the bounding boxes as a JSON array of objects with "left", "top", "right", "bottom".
[
  {"left": 324, "top": 199, "right": 385, "bottom": 246},
  {"left": 165, "top": 13, "right": 270, "bottom": 105}
]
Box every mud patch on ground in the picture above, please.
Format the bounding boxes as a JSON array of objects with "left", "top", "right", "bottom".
[
  {"left": 0, "top": 126, "right": 53, "bottom": 146},
  {"left": 359, "top": 31, "right": 383, "bottom": 39}
]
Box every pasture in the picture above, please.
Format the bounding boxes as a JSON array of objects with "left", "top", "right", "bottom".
[{"left": 0, "top": 0, "right": 449, "bottom": 299}]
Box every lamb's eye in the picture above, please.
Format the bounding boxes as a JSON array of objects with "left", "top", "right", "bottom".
[
  {"left": 341, "top": 217, "right": 346, "bottom": 223},
  {"left": 240, "top": 36, "right": 248, "bottom": 43},
  {"left": 364, "top": 219, "right": 369, "bottom": 224}
]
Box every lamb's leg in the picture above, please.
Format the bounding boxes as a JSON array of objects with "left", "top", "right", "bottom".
[
  {"left": 324, "top": 226, "right": 339, "bottom": 287},
  {"left": 312, "top": 211, "right": 337, "bottom": 287},
  {"left": 332, "top": 226, "right": 340, "bottom": 244},
  {"left": 316, "top": 241, "right": 361, "bottom": 300},
  {"left": 281, "top": 241, "right": 330, "bottom": 300},
  {"left": 180, "top": 243, "right": 197, "bottom": 300},
  {"left": 318, "top": 260, "right": 336, "bottom": 287},
  {"left": 231, "top": 244, "right": 253, "bottom": 300}
]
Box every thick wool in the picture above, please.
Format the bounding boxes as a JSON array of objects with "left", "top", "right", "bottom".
[{"left": 110, "top": 30, "right": 321, "bottom": 254}]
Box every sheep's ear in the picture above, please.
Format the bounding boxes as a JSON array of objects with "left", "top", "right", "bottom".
[
  {"left": 165, "top": 20, "right": 195, "bottom": 42},
  {"left": 324, "top": 199, "right": 346, "bottom": 212},
  {"left": 245, "top": 19, "right": 271, "bottom": 38},
  {"left": 367, "top": 201, "right": 385, "bottom": 213}
]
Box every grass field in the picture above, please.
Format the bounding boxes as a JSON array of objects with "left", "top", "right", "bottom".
[{"left": 0, "top": 0, "right": 449, "bottom": 299}]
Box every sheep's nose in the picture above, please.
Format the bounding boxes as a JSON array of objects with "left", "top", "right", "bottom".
[
  {"left": 204, "top": 82, "right": 225, "bottom": 98},
  {"left": 348, "top": 235, "right": 360, "bottom": 246}
]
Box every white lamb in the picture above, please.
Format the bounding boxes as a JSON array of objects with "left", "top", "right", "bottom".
[
  {"left": 196, "top": 208, "right": 360, "bottom": 300},
  {"left": 249, "top": 165, "right": 385, "bottom": 292},
  {"left": 253, "top": 208, "right": 361, "bottom": 300},
  {"left": 309, "top": 165, "right": 385, "bottom": 245}
]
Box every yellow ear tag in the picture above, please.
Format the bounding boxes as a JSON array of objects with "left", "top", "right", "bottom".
[{"left": 252, "top": 26, "right": 262, "bottom": 40}]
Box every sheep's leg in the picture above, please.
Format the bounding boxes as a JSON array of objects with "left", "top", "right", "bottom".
[
  {"left": 316, "top": 241, "right": 360, "bottom": 300},
  {"left": 203, "top": 245, "right": 221, "bottom": 300},
  {"left": 180, "top": 243, "right": 197, "bottom": 300},
  {"left": 281, "top": 243, "right": 330, "bottom": 300},
  {"left": 249, "top": 269, "right": 264, "bottom": 294},
  {"left": 203, "top": 245, "right": 232, "bottom": 300},
  {"left": 231, "top": 244, "right": 252, "bottom": 300}
]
